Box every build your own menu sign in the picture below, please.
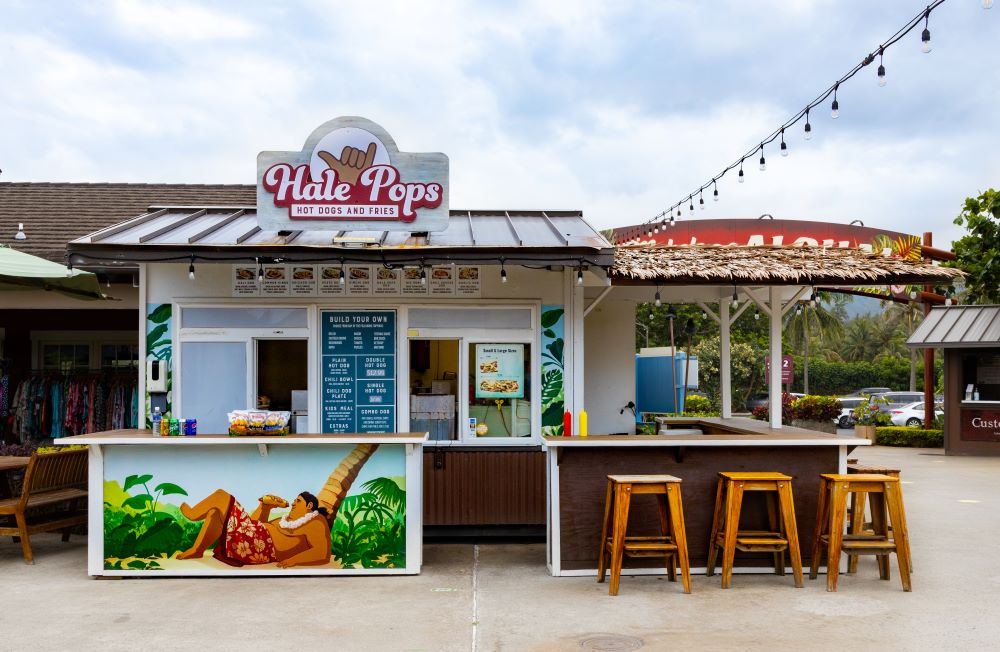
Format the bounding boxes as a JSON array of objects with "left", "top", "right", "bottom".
[
  {"left": 321, "top": 310, "right": 396, "bottom": 433},
  {"left": 257, "top": 116, "right": 449, "bottom": 233},
  {"left": 475, "top": 344, "right": 524, "bottom": 399}
]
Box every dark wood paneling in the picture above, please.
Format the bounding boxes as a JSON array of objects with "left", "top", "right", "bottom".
[
  {"left": 557, "top": 445, "right": 837, "bottom": 570},
  {"left": 423, "top": 449, "right": 546, "bottom": 525}
]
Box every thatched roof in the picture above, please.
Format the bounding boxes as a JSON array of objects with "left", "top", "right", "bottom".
[{"left": 611, "top": 245, "right": 966, "bottom": 286}]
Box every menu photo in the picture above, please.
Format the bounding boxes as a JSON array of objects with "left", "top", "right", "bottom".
[
  {"left": 373, "top": 266, "right": 401, "bottom": 295},
  {"left": 318, "top": 265, "right": 346, "bottom": 296},
  {"left": 400, "top": 266, "right": 428, "bottom": 295},
  {"left": 456, "top": 265, "right": 481, "bottom": 297},
  {"left": 261, "top": 264, "right": 289, "bottom": 296},
  {"left": 232, "top": 264, "right": 259, "bottom": 297},
  {"left": 428, "top": 265, "right": 455, "bottom": 296},
  {"left": 346, "top": 265, "right": 373, "bottom": 296},
  {"left": 289, "top": 265, "right": 317, "bottom": 296}
]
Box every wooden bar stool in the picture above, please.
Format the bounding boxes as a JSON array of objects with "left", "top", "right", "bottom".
[
  {"left": 706, "top": 472, "right": 804, "bottom": 588},
  {"left": 847, "top": 463, "right": 911, "bottom": 573},
  {"left": 809, "top": 474, "right": 912, "bottom": 592},
  {"left": 596, "top": 475, "right": 691, "bottom": 596}
]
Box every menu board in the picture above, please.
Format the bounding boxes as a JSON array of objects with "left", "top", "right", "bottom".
[
  {"left": 231, "top": 264, "right": 480, "bottom": 297},
  {"left": 474, "top": 343, "right": 525, "bottom": 398},
  {"left": 321, "top": 310, "right": 396, "bottom": 433}
]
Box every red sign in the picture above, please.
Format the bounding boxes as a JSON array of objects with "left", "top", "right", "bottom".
[
  {"left": 765, "top": 355, "right": 795, "bottom": 384},
  {"left": 960, "top": 409, "right": 1000, "bottom": 442}
]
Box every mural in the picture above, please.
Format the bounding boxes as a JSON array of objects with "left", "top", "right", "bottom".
[
  {"left": 145, "top": 303, "right": 172, "bottom": 428},
  {"left": 102, "top": 443, "right": 406, "bottom": 571},
  {"left": 541, "top": 305, "right": 565, "bottom": 436}
]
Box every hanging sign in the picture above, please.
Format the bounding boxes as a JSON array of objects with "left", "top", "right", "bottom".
[
  {"left": 765, "top": 355, "right": 795, "bottom": 384},
  {"left": 475, "top": 344, "right": 525, "bottom": 398},
  {"left": 321, "top": 310, "right": 396, "bottom": 433},
  {"left": 257, "top": 116, "right": 449, "bottom": 232}
]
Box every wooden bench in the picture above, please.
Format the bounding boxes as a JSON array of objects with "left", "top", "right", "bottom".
[{"left": 0, "top": 448, "right": 88, "bottom": 564}]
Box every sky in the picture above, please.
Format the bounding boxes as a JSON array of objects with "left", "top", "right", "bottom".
[{"left": 1, "top": 0, "right": 997, "bottom": 247}]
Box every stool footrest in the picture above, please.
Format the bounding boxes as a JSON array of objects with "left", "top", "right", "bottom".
[
  {"left": 605, "top": 536, "right": 678, "bottom": 557},
  {"left": 820, "top": 534, "right": 897, "bottom": 553}
]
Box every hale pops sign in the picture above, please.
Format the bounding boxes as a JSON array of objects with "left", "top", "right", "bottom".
[{"left": 257, "top": 117, "right": 449, "bottom": 232}]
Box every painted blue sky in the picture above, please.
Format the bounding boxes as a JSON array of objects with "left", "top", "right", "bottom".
[{"left": 1, "top": 1, "right": 997, "bottom": 246}]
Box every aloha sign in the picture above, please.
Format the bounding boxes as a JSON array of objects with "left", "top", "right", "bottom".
[{"left": 257, "top": 117, "right": 449, "bottom": 232}]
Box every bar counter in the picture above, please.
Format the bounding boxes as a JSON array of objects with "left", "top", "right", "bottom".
[
  {"left": 58, "top": 429, "right": 426, "bottom": 577},
  {"left": 542, "top": 417, "right": 869, "bottom": 576}
]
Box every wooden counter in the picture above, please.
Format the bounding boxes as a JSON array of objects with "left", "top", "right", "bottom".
[{"left": 542, "top": 418, "right": 868, "bottom": 577}]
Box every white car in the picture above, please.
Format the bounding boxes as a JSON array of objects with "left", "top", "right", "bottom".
[{"left": 890, "top": 401, "right": 943, "bottom": 427}]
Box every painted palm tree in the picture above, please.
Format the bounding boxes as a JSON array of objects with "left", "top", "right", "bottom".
[{"left": 317, "top": 444, "right": 380, "bottom": 526}]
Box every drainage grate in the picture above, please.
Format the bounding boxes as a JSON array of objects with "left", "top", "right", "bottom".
[{"left": 579, "top": 634, "right": 644, "bottom": 651}]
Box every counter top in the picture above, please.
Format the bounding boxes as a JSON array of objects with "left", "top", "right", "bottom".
[
  {"left": 544, "top": 416, "right": 869, "bottom": 447},
  {"left": 55, "top": 429, "right": 429, "bottom": 445}
]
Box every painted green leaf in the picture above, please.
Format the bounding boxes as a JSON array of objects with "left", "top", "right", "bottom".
[
  {"left": 546, "top": 339, "right": 564, "bottom": 363},
  {"left": 541, "top": 368, "right": 563, "bottom": 406},
  {"left": 146, "top": 324, "right": 168, "bottom": 350},
  {"left": 123, "top": 494, "right": 154, "bottom": 510},
  {"left": 154, "top": 482, "right": 188, "bottom": 497},
  {"left": 542, "top": 401, "right": 564, "bottom": 428},
  {"left": 541, "top": 308, "right": 564, "bottom": 328},
  {"left": 543, "top": 329, "right": 556, "bottom": 339},
  {"left": 123, "top": 474, "right": 153, "bottom": 492},
  {"left": 148, "top": 304, "right": 172, "bottom": 324},
  {"left": 127, "top": 559, "right": 148, "bottom": 569}
]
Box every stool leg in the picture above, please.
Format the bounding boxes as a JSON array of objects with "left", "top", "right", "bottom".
[
  {"left": 666, "top": 483, "right": 692, "bottom": 594},
  {"left": 892, "top": 478, "right": 913, "bottom": 573},
  {"left": 705, "top": 478, "right": 725, "bottom": 577},
  {"left": 608, "top": 483, "right": 632, "bottom": 596},
  {"left": 847, "top": 490, "right": 865, "bottom": 574},
  {"left": 597, "top": 479, "right": 614, "bottom": 584},
  {"left": 809, "top": 478, "right": 830, "bottom": 580},
  {"left": 656, "top": 493, "right": 677, "bottom": 583},
  {"left": 826, "top": 482, "right": 848, "bottom": 592},
  {"left": 886, "top": 482, "right": 913, "bottom": 592},
  {"left": 869, "top": 492, "right": 891, "bottom": 581},
  {"left": 765, "top": 492, "right": 784, "bottom": 576},
  {"left": 777, "top": 482, "right": 804, "bottom": 588},
  {"left": 720, "top": 481, "right": 743, "bottom": 589}
]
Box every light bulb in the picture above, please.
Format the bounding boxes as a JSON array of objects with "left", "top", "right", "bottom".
[
  {"left": 804, "top": 121, "right": 812, "bottom": 141},
  {"left": 713, "top": 187, "right": 719, "bottom": 201},
  {"left": 338, "top": 268, "right": 345, "bottom": 286},
  {"left": 649, "top": 312, "right": 655, "bottom": 321},
  {"left": 945, "top": 296, "right": 953, "bottom": 305},
  {"left": 877, "top": 64, "right": 886, "bottom": 86},
  {"left": 738, "top": 168, "right": 745, "bottom": 183},
  {"left": 257, "top": 266, "right": 263, "bottom": 283},
  {"left": 689, "top": 200, "right": 694, "bottom": 213},
  {"left": 669, "top": 216, "right": 676, "bottom": 227},
  {"left": 780, "top": 141, "right": 788, "bottom": 157},
  {"left": 831, "top": 99, "right": 839, "bottom": 119},
  {"left": 921, "top": 28, "right": 931, "bottom": 53},
  {"left": 910, "top": 290, "right": 918, "bottom": 300},
  {"left": 753, "top": 310, "right": 760, "bottom": 320},
  {"left": 421, "top": 267, "right": 428, "bottom": 285},
  {"left": 188, "top": 262, "right": 195, "bottom": 281},
  {"left": 654, "top": 291, "right": 661, "bottom": 307},
  {"left": 701, "top": 310, "right": 707, "bottom": 319},
  {"left": 66, "top": 264, "right": 73, "bottom": 277},
  {"left": 14, "top": 223, "right": 26, "bottom": 240},
  {"left": 731, "top": 291, "right": 739, "bottom": 308},
  {"left": 759, "top": 155, "right": 766, "bottom": 171},
  {"left": 577, "top": 268, "right": 584, "bottom": 285},
  {"left": 500, "top": 267, "right": 507, "bottom": 283},
  {"left": 796, "top": 304, "right": 802, "bottom": 316}
]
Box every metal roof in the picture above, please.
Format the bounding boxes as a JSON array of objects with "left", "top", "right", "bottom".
[
  {"left": 67, "top": 206, "right": 613, "bottom": 268},
  {"left": 907, "top": 305, "right": 1000, "bottom": 348}
]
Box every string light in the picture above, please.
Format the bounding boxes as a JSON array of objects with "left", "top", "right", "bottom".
[
  {"left": 758, "top": 145, "right": 766, "bottom": 171},
  {"left": 577, "top": 267, "right": 584, "bottom": 285},
  {"left": 14, "top": 223, "right": 26, "bottom": 240},
  {"left": 809, "top": 288, "right": 817, "bottom": 307},
  {"left": 620, "top": 0, "right": 950, "bottom": 242},
  {"left": 188, "top": 256, "right": 195, "bottom": 281},
  {"left": 421, "top": 266, "right": 428, "bottom": 285},
  {"left": 654, "top": 289, "right": 661, "bottom": 307},
  {"left": 500, "top": 259, "right": 507, "bottom": 283},
  {"left": 699, "top": 190, "right": 705, "bottom": 209},
  {"left": 754, "top": 309, "right": 760, "bottom": 320},
  {"left": 731, "top": 288, "right": 739, "bottom": 309},
  {"left": 921, "top": 9, "right": 932, "bottom": 53},
  {"left": 256, "top": 257, "right": 263, "bottom": 283},
  {"left": 796, "top": 303, "right": 803, "bottom": 316},
  {"left": 338, "top": 263, "right": 345, "bottom": 286},
  {"left": 688, "top": 196, "right": 694, "bottom": 213}
]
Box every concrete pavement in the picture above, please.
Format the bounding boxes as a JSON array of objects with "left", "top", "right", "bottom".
[{"left": 2, "top": 446, "right": 999, "bottom": 651}]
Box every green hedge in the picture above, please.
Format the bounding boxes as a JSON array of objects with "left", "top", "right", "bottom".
[
  {"left": 787, "top": 356, "right": 943, "bottom": 396},
  {"left": 874, "top": 426, "right": 943, "bottom": 448}
]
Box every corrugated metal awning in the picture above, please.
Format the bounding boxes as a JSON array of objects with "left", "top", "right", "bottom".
[
  {"left": 67, "top": 206, "right": 614, "bottom": 268},
  {"left": 907, "top": 305, "right": 1000, "bottom": 348}
]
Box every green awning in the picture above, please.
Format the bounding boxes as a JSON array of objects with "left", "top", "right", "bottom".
[{"left": 0, "top": 246, "right": 110, "bottom": 301}]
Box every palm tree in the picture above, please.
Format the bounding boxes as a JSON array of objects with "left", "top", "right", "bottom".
[{"left": 784, "top": 292, "right": 846, "bottom": 393}]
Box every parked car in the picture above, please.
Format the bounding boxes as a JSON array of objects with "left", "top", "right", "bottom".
[
  {"left": 890, "top": 401, "right": 944, "bottom": 427},
  {"left": 833, "top": 397, "right": 865, "bottom": 429},
  {"left": 745, "top": 392, "right": 804, "bottom": 412},
  {"left": 872, "top": 391, "right": 926, "bottom": 411},
  {"left": 850, "top": 387, "right": 892, "bottom": 398}
]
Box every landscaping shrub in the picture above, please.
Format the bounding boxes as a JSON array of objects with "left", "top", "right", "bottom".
[
  {"left": 790, "top": 395, "right": 842, "bottom": 422},
  {"left": 750, "top": 392, "right": 797, "bottom": 424},
  {"left": 875, "top": 426, "right": 943, "bottom": 448},
  {"left": 683, "top": 394, "right": 715, "bottom": 416}
]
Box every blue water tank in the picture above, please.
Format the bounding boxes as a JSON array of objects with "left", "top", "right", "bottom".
[{"left": 635, "top": 351, "right": 698, "bottom": 418}]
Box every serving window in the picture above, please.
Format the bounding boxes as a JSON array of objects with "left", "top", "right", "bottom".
[{"left": 467, "top": 343, "right": 532, "bottom": 438}]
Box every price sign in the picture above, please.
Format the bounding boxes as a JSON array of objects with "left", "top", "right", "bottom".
[
  {"left": 765, "top": 355, "right": 795, "bottom": 384},
  {"left": 321, "top": 310, "right": 396, "bottom": 433}
]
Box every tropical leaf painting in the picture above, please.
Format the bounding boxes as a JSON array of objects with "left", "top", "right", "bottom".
[
  {"left": 540, "top": 305, "right": 565, "bottom": 436},
  {"left": 853, "top": 234, "right": 923, "bottom": 300},
  {"left": 145, "top": 303, "right": 173, "bottom": 427}
]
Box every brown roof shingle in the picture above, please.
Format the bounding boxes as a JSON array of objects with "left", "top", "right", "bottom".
[{"left": 0, "top": 182, "right": 254, "bottom": 262}]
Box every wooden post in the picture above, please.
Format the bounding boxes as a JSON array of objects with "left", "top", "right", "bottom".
[{"left": 923, "top": 232, "right": 935, "bottom": 429}]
